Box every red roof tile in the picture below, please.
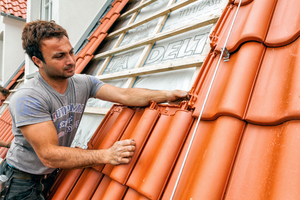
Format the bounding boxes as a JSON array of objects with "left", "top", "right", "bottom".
[
  {"left": 126, "top": 109, "right": 193, "bottom": 199},
  {"left": 49, "top": 169, "right": 83, "bottom": 200},
  {"left": 0, "top": 65, "right": 24, "bottom": 159},
  {"left": 225, "top": 121, "right": 300, "bottom": 199},
  {"left": 212, "top": 0, "right": 276, "bottom": 53},
  {"left": 246, "top": 37, "right": 300, "bottom": 125},
  {"left": 5, "top": 65, "right": 24, "bottom": 89},
  {"left": 191, "top": 42, "right": 265, "bottom": 120},
  {"left": 162, "top": 116, "right": 245, "bottom": 199},
  {"left": 0, "top": 109, "right": 12, "bottom": 159},
  {"left": 265, "top": 0, "right": 300, "bottom": 46},
  {"left": 0, "top": 0, "right": 27, "bottom": 19}
]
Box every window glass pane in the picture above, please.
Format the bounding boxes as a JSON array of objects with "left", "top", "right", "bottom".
[
  {"left": 133, "top": 68, "right": 195, "bottom": 91},
  {"left": 144, "top": 25, "right": 212, "bottom": 66},
  {"left": 162, "top": 0, "right": 222, "bottom": 32},
  {"left": 71, "top": 113, "right": 104, "bottom": 149},
  {"left": 49, "top": 3, "right": 52, "bottom": 20},
  {"left": 102, "top": 46, "right": 144, "bottom": 74},
  {"left": 45, "top": 7, "right": 49, "bottom": 21}
]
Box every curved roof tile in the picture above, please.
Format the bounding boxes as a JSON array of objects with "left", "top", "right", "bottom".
[
  {"left": 162, "top": 116, "right": 245, "bottom": 200},
  {"left": 126, "top": 110, "right": 193, "bottom": 199},
  {"left": 0, "top": 0, "right": 27, "bottom": 19},
  {"left": 246, "top": 36, "right": 300, "bottom": 125},
  {"left": 265, "top": 0, "right": 300, "bottom": 47},
  {"left": 191, "top": 42, "right": 265, "bottom": 120},
  {"left": 225, "top": 120, "right": 300, "bottom": 199},
  {"left": 212, "top": 0, "right": 276, "bottom": 53}
]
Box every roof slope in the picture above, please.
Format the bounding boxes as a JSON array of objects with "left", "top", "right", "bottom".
[
  {"left": 0, "top": 65, "right": 24, "bottom": 159},
  {"left": 0, "top": 0, "right": 27, "bottom": 19},
  {"left": 48, "top": 0, "right": 300, "bottom": 199}
]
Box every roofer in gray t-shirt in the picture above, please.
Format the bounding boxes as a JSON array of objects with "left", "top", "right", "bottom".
[{"left": 0, "top": 20, "right": 189, "bottom": 199}]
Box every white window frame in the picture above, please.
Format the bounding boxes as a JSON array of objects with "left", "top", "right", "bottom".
[{"left": 41, "top": 0, "right": 53, "bottom": 21}]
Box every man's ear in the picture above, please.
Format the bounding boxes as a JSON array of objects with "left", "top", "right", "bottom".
[{"left": 32, "top": 56, "right": 43, "bottom": 68}]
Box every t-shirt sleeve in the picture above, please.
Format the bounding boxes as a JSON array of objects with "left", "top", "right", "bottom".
[
  {"left": 9, "top": 89, "right": 52, "bottom": 128},
  {"left": 85, "top": 75, "right": 105, "bottom": 98}
]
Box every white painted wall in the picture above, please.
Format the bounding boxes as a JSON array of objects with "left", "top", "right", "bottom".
[
  {"left": 0, "top": 18, "right": 4, "bottom": 85},
  {"left": 24, "top": 0, "right": 42, "bottom": 80},
  {"left": 53, "top": 0, "right": 109, "bottom": 47},
  {"left": 1, "top": 17, "right": 25, "bottom": 84}
]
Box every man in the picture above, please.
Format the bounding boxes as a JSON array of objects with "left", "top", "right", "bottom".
[
  {"left": 0, "top": 20, "right": 189, "bottom": 199},
  {"left": 0, "top": 86, "right": 11, "bottom": 148},
  {"left": 0, "top": 86, "right": 9, "bottom": 107}
]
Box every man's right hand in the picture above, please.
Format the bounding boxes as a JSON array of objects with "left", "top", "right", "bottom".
[{"left": 106, "top": 139, "right": 136, "bottom": 165}]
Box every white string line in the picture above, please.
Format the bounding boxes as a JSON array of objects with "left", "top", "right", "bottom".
[{"left": 170, "top": 1, "right": 242, "bottom": 199}]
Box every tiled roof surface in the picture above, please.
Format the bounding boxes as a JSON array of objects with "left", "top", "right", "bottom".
[
  {"left": 0, "top": 0, "right": 27, "bottom": 19},
  {"left": 50, "top": 0, "right": 300, "bottom": 199},
  {"left": 0, "top": 109, "right": 12, "bottom": 159},
  {"left": 0, "top": 0, "right": 299, "bottom": 199},
  {"left": 0, "top": 65, "right": 24, "bottom": 159}
]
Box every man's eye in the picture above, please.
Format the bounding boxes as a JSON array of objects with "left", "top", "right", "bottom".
[{"left": 56, "top": 54, "right": 63, "bottom": 58}]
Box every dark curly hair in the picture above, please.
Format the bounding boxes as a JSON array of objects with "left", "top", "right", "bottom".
[
  {"left": 0, "top": 86, "right": 9, "bottom": 98},
  {"left": 22, "top": 20, "right": 69, "bottom": 67}
]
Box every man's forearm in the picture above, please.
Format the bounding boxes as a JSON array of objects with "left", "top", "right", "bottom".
[
  {"left": 41, "top": 146, "right": 108, "bottom": 169},
  {"left": 38, "top": 139, "right": 135, "bottom": 169},
  {"left": 95, "top": 84, "right": 189, "bottom": 107},
  {"left": 122, "top": 88, "right": 170, "bottom": 106},
  {"left": 120, "top": 88, "right": 188, "bottom": 107}
]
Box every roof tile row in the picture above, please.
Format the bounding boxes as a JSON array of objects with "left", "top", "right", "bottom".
[
  {"left": 191, "top": 42, "right": 265, "bottom": 121},
  {"left": 213, "top": 0, "right": 276, "bottom": 52},
  {"left": 0, "top": 0, "right": 26, "bottom": 19}
]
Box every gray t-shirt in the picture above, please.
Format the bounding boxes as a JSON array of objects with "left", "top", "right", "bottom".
[{"left": 6, "top": 73, "right": 104, "bottom": 175}]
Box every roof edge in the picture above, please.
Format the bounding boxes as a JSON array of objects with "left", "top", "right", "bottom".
[
  {"left": 74, "top": 0, "right": 115, "bottom": 54},
  {"left": 0, "top": 12, "right": 26, "bottom": 22}
]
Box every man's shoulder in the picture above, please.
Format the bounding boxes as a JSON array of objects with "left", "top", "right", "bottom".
[
  {"left": 10, "top": 77, "right": 47, "bottom": 103},
  {"left": 14, "top": 78, "right": 43, "bottom": 95},
  {"left": 71, "top": 73, "right": 88, "bottom": 81},
  {"left": 70, "top": 74, "right": 102, "bottom": 85}
]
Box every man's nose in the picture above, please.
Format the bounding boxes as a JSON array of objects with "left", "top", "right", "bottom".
[{"left": 66, "top": 54, "right": 75, "bottom": 66}]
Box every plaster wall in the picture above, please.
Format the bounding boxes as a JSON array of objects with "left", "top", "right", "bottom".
[
  {"left": 2, "top": 17, "right": 25, "bottom": 84},
  {"left": 53, "top": 0, "right": 109, "bottom": 47}
]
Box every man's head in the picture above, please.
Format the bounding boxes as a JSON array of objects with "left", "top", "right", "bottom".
[
  {"left": 22, "top": 20, "right": 69, "bottom": 68},
  {"left": 0, "top": 86, "right": 9, "bottom": 106},
  {"left": 22, "top": 20, "right": 76, "bottom": 81}
]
